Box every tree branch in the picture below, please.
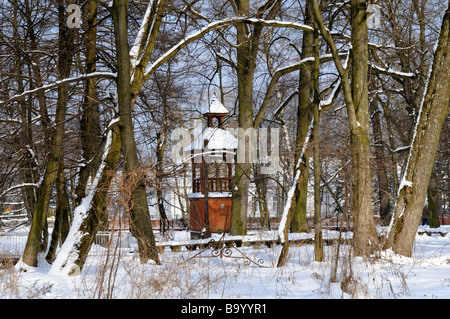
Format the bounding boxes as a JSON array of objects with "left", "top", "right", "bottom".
[{"left": 0, "top": 72, "right": 117, "bottom": 106}]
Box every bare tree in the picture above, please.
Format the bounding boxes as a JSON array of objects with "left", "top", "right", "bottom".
[{"left": 385, "top": 0, "right": 450, "bottom": 257}]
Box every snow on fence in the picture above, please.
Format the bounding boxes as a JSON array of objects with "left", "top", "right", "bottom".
[
  {"left": 0, "top": 232, "right": 28, "bottom": 257},
  {"left": 1, "top": 226, "right": 447, "bottom": 260},
  {"left": 0, "top": 231, "right": 135, "bottom": 258}
]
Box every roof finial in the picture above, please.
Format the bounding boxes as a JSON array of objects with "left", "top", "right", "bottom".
[{"left": 202, "top": 92, "right": 228, "bottom": 114}]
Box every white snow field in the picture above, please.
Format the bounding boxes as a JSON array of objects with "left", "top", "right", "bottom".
[{"left": 0, "top": 225, "right": 449, "bottom": 300}]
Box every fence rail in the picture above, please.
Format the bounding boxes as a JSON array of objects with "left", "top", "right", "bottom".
[
  {"left": 2, "top": 225, "right": 447, "bottom": 260},
  {"left": 0, "top": 231, "right": 136, "bottom": 258}
]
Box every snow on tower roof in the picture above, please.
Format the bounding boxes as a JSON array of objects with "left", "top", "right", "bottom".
[
  {"left": 184, "top": 125, "right": 237, "bottom": 151},
  {"left": 201, "top": 93, "right": 229, "bottom": 114}
]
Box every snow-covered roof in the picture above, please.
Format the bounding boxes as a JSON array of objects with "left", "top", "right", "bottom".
[
  {"left": 201, "top": 93, "right": 229, "bottom": 115},
  {"left": 184, "top": 126, "right": 237, "bottom": 151},
  {"left": 188, "top": 192, "right": 232, "bottom": 198}
]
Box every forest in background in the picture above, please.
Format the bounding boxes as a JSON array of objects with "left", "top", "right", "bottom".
[{"left": 0, "top": 0, "right": 448, "bottom": 275}]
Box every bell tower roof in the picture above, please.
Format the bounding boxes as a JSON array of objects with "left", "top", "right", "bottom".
[{"left": 202, "top": 93, "right": 229, "bottom": 115}]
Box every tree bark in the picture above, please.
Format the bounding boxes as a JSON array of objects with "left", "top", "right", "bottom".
[
  {"left": 312, "top": 0, "right": 378, "bottom": 256},
  {"left": 254, "top": 165, "right": 270, "bottom": 229},
  {"left": 156, "top": 118, "right": 168, "bottom": 234},
  {"left": 45, "top": 162, "right": 71, "bottom": 264},
  {"left": 385, "top": 1, "right": 450, "bottom": 256},
  {"left": 230, "top": 0, "right": 280, "bottom": 236},
  {"left": 427, "top": 166, "right": 440, "bottom": 228},
  {"left": 22, "top": 0, "right": 76, "bottom": 266},
  {"left": 349, "top": 0, "right": 378, "bottom": 256},
  {"left": 230, "top": 0, "right": 252, "bottom": 235},
  {"left": 75, "top": 0, "right": 103, "bottom": 214},
  {"left": 292, "top": 0, "right": 314, "bottom": 233},
  {"left": 370, "top": 91, "right": 391, "bottom": 226},
  {"left": 313, "top": 113, "right": 323, "bottom": 262},
  {"left": 276, "top": 125, "right": 312, "bottom": 267},
  {"left": 13, "top": 0, "right": 38, "bottom": 222},
  {"left": 111, "top": 0, "right": 159, "bottom": 264},
  {"left": 312, "top": 16, "right": 323, "bottom": 262},
  {"left": 49, "top": 124, "right": 121, "bottom": 275}
]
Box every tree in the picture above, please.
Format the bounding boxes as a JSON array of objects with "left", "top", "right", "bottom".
[
  {"left": 291, "top": 0, "right": 314, "bottom": 234},
  {"left": 312, "top": 0, "right": 379, "bottom": 256},
  {"left": 50, "top": 0, "right": 167, "bottom": 272},
  {"left": 384, "top": 0, "right": 450, "bottom": 257},
  {"left": 22, "top": 0, "right": 77, "bottom": 266},
  {"left": 312, "top": 11, "right": 323, "bottom": 262},
  {"left": 109, "top": 0, "right": 161, "bottom": 264},
  {"left": 230, "top": 0, "right": 282, "bottom": 236}
]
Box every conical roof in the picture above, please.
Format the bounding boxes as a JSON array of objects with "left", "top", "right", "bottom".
[
  {"left": 202, "top": 93, "right": 229, "bottom": 115},
  {"left": 184, "top": 124, "right": 237, "bottom": 151}
]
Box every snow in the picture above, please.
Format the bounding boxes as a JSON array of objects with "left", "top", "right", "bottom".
[
  {"left": 184, "top": 125, "right": 238, "bottom": 151},
  {"left": 201, "top": 93, "right": 229, "bottom": 114},
  {"left": 129, "top": 0, "right": 154, "bottom": 68},
  {"left": 398, "top": 177, "right": 413, "bottom": 194},
  {"left": 188, "top": 192, "right": 232, "bottom": 198},
  {"left": 396, "top": 18, "right": 440, "bottom": 199},
  {"left": 0, "top": 183, "right": 38, "bottom": 198},
  {"left": 47, "top": 117, "right": 118, "bottom": 276},
  {"left": 278, "top": 119, "right": 314, "bottom": 243},
  {"left": 391, "top": 145, "right": 411, "bottom": 153},
  {"left": 319, "top": 78, "right": 341, "bottom": 109},
  {"left": 0, "top": 72, "right": 117, "bottom": 106},
  {"left": 370, "top": 62, "right": 415, "bottom": 78},
  {"left": 144, "top": 18, "right": 314, "bottom": 79},
  {"left": 1, "top": 226, "right": 449, "bottom": 300}
]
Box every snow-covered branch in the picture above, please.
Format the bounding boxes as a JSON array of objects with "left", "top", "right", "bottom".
[
  {"left": 319, "top": 78, "right": 342, "bottom": 110},
  {"left": 0, "top": 72, "right": 117, "bottom": 106},
  {"left": 129, "top": 0, "right": 163, "bottom": 76},
  {"left": 49, "top": 116, "right": 119, "bottom": 276},
  {"left": 278, "top": 119, "right": 314, "bottom": 244},
  {"left": 143, "top": 18, "right": 314, "bottom": 81},
  {"left": 370, "top": 62, "right": 415, "bottom": 80},
  {"left": 0, "top": 183, "right": 38, "bottom": 200}
]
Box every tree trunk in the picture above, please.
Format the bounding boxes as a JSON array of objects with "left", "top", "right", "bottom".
[
  {"left": 112, "top": 0, "right": 159, "bottom": 264},
  {"left": 230, "top": 0, "right": 280, "bottom": 236},
  {"left": 254, "top": 165, "right": 270, "bottom": 229},
  {"left": 276, "top": 142, "right": 311, "bottom": 267},
  {"left": 75, "top": 0, "right": 103, "bottom": 216},
  {"left": 292, "top": 0, "right": 314, "bottom": 233},
  {"left": 49, "top": 125, "right": 121, "bottom": 275},
  {"left": 312, "top": 0, "right": 378, "bottom": 256},
  {"left": 22, "top": 0, "right": 75, "bottom": 266},
  {"left": 348, "top": 0, "right": 379, "bottom": 256},
  {"left": 312, "top": 17, "right": 323, "bottom": 262},
  {"left": 428, "top": 167, "right": 440, "bottom": 228},
  {"left": 385, "top": 1, "right": 450, "bottom": 256},
  {"left": 370, "top": 92, "right": 391, "bottom": 226},
  {"left": 24, "top": 0, "right": 50, "bottom": 141},
  {"left": 13, "top": 0, "right": 38, "bottom": 222},
  {"left": 45, "top": 162, "right": 71, "bottom": 264},
  {"left": 156, "top": 124, "right": 168, "bottom": 234},
  {"left": 230, "top": 0, "right": 254, "bottom": 236}
]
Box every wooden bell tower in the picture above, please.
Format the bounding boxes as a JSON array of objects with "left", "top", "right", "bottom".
[{"left": 187, "top": 94, "right": 237, "bottom": 239}]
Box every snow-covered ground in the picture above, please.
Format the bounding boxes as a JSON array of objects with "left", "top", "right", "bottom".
[{"left": 1, "top": 225, "right": 449, "bottom": 300}]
